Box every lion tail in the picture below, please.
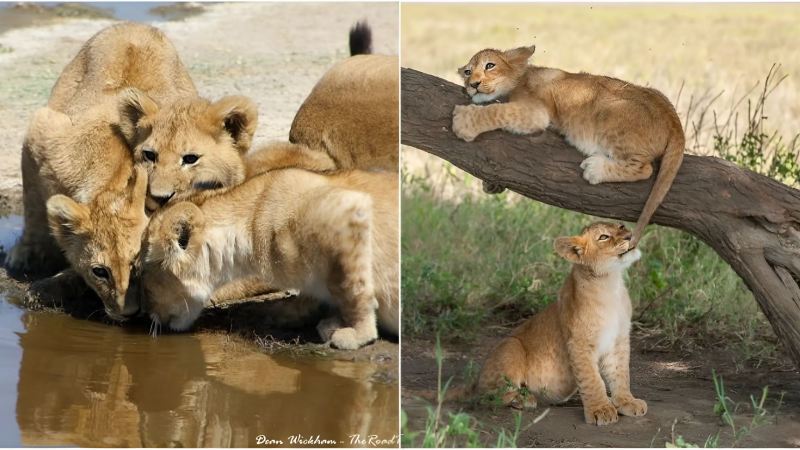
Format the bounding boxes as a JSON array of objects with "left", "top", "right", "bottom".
[{"left": 348, "top": 20, "right": 372, "bottom": 56}]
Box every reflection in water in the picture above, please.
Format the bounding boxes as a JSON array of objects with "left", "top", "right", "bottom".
[{"left": 13, "top": 312, "right": 399, "bottom": 447}]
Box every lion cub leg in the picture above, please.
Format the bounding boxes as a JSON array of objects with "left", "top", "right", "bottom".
[
  {"left": 479, "top": 337, "right": 538, "bottom": 409},
  {"left": 452, "top": 102, "right": 549, "bottom": 142},
  {"left": 304, "top": 188, "right": 379, "bottom": 350},
  {"left": 5, "top": 148, "right": 67, "bottom": 276},
  {"left": 579, "top": 152, "right": 654, "bottom": 185},
  {"left": 600, "top": 335, "right": 647, "bottom": 417},
  {"left": 567, "top": 340, "right": 618, "bottom": 426}
]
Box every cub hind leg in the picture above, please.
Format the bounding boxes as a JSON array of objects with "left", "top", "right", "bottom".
[
  {"left": 301, "top": 188, "right": 379, "bottom": 350},
  {"left": 479, "top": 337, "right": 538, "bottom": 410},
  {"left": 580, "top": 153, "right": 653, "bottom": 185}
]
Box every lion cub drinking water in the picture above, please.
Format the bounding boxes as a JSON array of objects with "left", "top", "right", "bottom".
[
  {"left": 452, "top": 45, "right": 685, "bottom": 247},
  {"left": 432, "top": 222, "right": 646, "bottom": 425},
  {"left": 138, "top": 168, "right": 398, "bottom": 350}
]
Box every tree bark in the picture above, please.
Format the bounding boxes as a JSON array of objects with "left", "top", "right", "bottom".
[{"left": 401, "top": 67, "right": 800, "bottom": 369}]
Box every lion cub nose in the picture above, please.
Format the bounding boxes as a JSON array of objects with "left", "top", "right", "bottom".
[
  {"left": 153, "top": 192, "right": 175, "bottom": 207},
  {"left": 624, "top": 235, "right": 632, "bottom": 241},
  {"left": 470, "top": 80, "right": 481, "bottom": 89}
]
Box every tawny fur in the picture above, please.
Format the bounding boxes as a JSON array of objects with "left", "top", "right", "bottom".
[
  {"left": 117, "top": 91, "right": 259, "bottom": 213},
  {"left": 453, "top": 46, "right": 684, "bottom": 247},
  {"left": 6, "top": 22, "right": 196, "bottom": 318},
  {"left": 289, "top": 54, "right": 399, "bottom": 172},
  {"left": 138, "top": 169, "right": 399, "bottom": 350},
  {"left": 420, "top": 222, "right": 647, "bottom": 426}
]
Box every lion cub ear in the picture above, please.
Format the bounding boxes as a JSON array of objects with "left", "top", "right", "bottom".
[
  {"left": 152, "top": 202, "right": 206, "bottom": 269},
  {"left": 47, "top": 195, "right": 91, "bottom": 246},
  {"left": 118, "top": 87, "right": 159, "bottom": 149},
  {"left": 554, "top": 236, "right": 585, "bottom": 263},
  {"left": 504, "top": 45, "right": 536, "bottom": 67},
  {"left": 208, "top": 96, "right": 258, "bottom": 155}
]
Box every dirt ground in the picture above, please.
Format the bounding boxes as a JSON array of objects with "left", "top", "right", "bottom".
[
  {"left": 0, "top": 2, "right": 399, "bottom": 373},
  {"left": 402, "top": 336, "right": 800, "bottom": 448},
  {"left": 0, "top": 1, "right": 399, "bottom": 214}
]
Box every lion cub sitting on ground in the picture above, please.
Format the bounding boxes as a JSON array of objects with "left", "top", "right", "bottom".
[
  {"left": 428, "top": 222, "right": 646, "bottom": 426},
  {"left": 138, "top": 168, "right": 399, "bottom": 350},
  {"left": 452, "top": 45, "right": 684, "bottom": 248}
]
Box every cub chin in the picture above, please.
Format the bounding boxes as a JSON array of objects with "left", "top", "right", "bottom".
[
  {"left": 138, "top": 168, "right": 399, "bottom": 350},
  {"left": 421, "top": 222, "right": 647, "bottom": 426}
]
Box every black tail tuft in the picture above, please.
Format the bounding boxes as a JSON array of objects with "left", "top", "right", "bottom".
[{"left": 349, "top": 20, "right": 372, "bottom": 56}]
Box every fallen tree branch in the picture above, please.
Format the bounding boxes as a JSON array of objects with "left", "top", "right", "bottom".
[{"left": 401, "top": 68, "right": 800, "bottom": 369}]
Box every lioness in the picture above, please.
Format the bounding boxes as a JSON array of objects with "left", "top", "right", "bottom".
[
  {"left": 453, "top": 45, "right": 684, "bottom": 247},
  {"left": 138, "top": 168, "right": 399, "bottom": 349},
  {"left": 6, "top": 22, "right": 196, "bottom": 318},
  {"left": 424, "top": 222, "right": 646, "bottom": 426}
]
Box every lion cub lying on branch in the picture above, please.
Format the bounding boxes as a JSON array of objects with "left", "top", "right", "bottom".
[
  {"left": 139, "top": 165, "right": 399, "bottom": 350},
  {"left": 453, "top": 45, "right": 685, "bottom": 248},
  {"left": 423, "top": 222, "right": 646, "bottom": 425}
]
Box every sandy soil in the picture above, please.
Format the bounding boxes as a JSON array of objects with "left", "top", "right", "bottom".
[
  {"left": 0, "top": 1, "right": 399, "bottom": 213},
  {"left": 402, "top": 336, "right": 800, "bottom": 448}
]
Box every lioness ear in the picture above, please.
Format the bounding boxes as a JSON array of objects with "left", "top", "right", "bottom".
[
  {"left": 125, "top": 165, "right": 149, "bottom": 213},
  {"left": 208, "top": 96, "right": 258, "bottom": 154},
  {"left": 554, "top": 236, "right": 584, "bottom": 263},
  {"left": 47, "top": 195, "right": 91, "bottom": 245},
  {"left": 504, "top": 45, "right": 536, "bottom": 66},
  {"left": 118, "top": 87, "right": 159, "bottom": 148}
]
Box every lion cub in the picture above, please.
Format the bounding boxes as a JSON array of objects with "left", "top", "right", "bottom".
[
  {"left": 453, "top": 46, "right": 684, "bottom": 247},
  {"left": 138, "top": 169, "right": 399, "bottom": 350},
  {"left": 432, "top": 222, "right": 646, "bottom": 426}
]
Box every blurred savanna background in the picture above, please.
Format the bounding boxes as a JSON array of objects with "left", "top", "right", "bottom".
[{"left": 401, "top": 3, "right": 800, "bottom": 447}]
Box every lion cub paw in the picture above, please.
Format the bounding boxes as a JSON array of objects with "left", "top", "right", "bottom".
[
  {"left": 616, "top": 398, "right": 648, "bottom": 417},
  {"left": 452, "top": 104, "right": 480, "bottom": 142},
  {"left": 580, "top": 155, "right": 609, "bottom": 185},
  {"left": 317, "top": 316, "right": 378, "bottom": 350},
  {"left": 585, "top": 401, "right": 619, "bottom": 426}
]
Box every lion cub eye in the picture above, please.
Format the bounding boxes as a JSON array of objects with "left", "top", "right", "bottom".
[
  {"left": 485, "top": 63, "right": 495, "bottom": 70},
  {"left": 598, "top": 234, "right": 610, "bottom": 241},
  {"left": 182, "top": 154, "right": 200, "bottom": 165},
  {"left": 464, "top": 69, "right": 472, "bottom": 76},
  {"left": 92, "top": 266, "right": 110, "bottom": 279},
  {"left": 142, "top": 150, "right": 157, "bottom": 163}
]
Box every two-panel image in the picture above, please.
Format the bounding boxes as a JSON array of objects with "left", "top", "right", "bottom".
[{"left": 0, "top": 1, "right": 797, "bottom": 448}]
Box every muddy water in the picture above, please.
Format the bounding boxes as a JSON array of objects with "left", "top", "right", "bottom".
[{"left": 0, "top": 216, "right": 399, "bottom": 448}]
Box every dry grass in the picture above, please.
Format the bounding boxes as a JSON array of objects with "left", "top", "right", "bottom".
[{"left": 401, "top": 3, "right": 800, "bottom": 178}]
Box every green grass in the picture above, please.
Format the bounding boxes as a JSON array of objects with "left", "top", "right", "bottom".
[{"left": 401, "top": 180, "right": 776, "bottom": 357}]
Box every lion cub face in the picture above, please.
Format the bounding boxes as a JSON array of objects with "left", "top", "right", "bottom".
[
  {"left": 139, "top": 202, "right": 211, "bottom": 331},
  {"left": 47, "top": 167, "right": 149, "bottom": 319},
  {"left": 554, "top": 222, "right": 641, "bottom": 272},
  {"left": 118, "top": 88, "right": 257, "bottom": 212},
  {"left": 458, "top": 45, "right": 536, "bottom": 103}
]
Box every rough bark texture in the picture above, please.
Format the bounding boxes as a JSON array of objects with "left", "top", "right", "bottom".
[{"left": 401, "top": 68, "right": 800, "bottom": 369}]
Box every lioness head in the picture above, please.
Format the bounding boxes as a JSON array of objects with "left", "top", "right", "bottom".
[
  {"left": 554, "top": 222, "right": 641, "bottom": 272},
  {"left": 139, "top": 201, "right": 211, "bottom": 331},
  {"left": 458, "top": 45, "right": 535, "bottom": 103},
  {"left": 117, "top": 88, "right": 257, "bottom": 212},
  {"left": 47, "top": 166, "right": 149, "bottom": 319}
]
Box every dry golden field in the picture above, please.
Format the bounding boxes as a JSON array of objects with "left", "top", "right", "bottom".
[{"left": 401, "top": 3, "right": 800, "bottom": 181}]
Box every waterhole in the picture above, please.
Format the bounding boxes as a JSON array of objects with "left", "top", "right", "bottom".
[{"left": 0, "top": 215, "right": 399, "bottom": 447}]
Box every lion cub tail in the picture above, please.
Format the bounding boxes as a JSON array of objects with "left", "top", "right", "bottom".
[
  {"left": 349, "top": 21, "right": 372, "bottom": 56},
  {"left": 631, "top": 134, "right": 685, "bottom": 247}
]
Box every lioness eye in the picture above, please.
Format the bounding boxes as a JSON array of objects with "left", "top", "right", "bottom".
[
  {"left": 486, "top": 63, "right": 495, "bottom": 70},
  {"left": 142, "top": 150, "right": 157, "bottom": 163},
  {"left": 598, "top": 234, "right": 610, "bottom": 241},
  {"left": 182, "top": 154, "right": 200, "bottom": 165},
  {"left": 92, "top": 266, "right": 110, "bottom": 279},
  {"left": 464, "top": 69, "right": 472, "bottom": 76}
]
